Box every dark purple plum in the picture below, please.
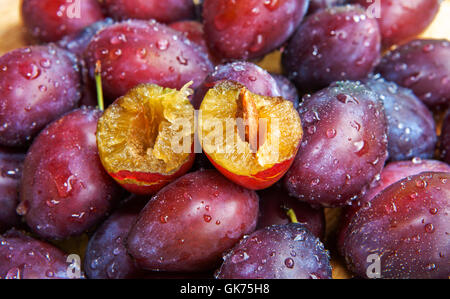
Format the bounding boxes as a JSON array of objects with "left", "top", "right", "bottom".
[
  {"left": 21, "top": 0, "right": 104, "bottom": 43},
  {"left": 282, "top": 5, "right": 381, "bottom": 92},
  {"left": 441, "top": 111, "right": 450, "bottom": 164},
  {"left": 284, "top": 81, "right": 388, "bottom": 207},
  {"left": 84, "top": 197, "right": 147, "bottom": 279},
  {"left": 271, "top": 73, "right": 300, "bottom": 108},
  {"left": 0, "top": 230, "right": 71, "bottom": 279},
  {"left": 192, "top": 61, "right": 281, "bottom": 109},
  {"left": 0, "top": 45, "right": 82, "bottom": 147},
  {"left": 376, "top": 39, "right": 450, "bottom": 107},
  {"left": 340, "top": 172, "right": 450, "bottom": 279},
  {"left": 100, "top": 0, "right": 195, "bottom": 23},
  {"left": 215, "top": 224, "right": 332, "bottom": 279},
  {"left": 127, "top": 169, "right": 259, "bottom": 272},
  {"left": 309, "top": 0, "right": 347, "bottom": 13},
  {"left": 364, "top": 75, "right": 437, "bottom": 161},
  {"left": 18, "top": 108, "right": 123, "bottom": 240},
  {"left": 203, "top": 0, "right": 309, "bottom": 61},
  {"left": 352, "top": 0, "right": 441, "bottom": 48},
  {"left": 257, "top": 186, "right": 325, "bottom": 239},
  {"left": 84, "top": 20, "right": 213, "bottom": 104},
  {"left": 0, "top": 148, "right": 25, "bottom": 233}
]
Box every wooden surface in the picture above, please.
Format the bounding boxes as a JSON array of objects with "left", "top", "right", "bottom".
[{"left": 1, "top": 0, "right": 449, "bottom": 279}]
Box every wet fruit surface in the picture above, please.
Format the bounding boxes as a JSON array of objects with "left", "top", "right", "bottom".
[
  {"left": 97, "top": 84, "right": 195, "bottom": 195},
  {"left": 0, "top": 148, "right": 25, "bottom": 233},
  {"left": 0, "top": 45, "right": 82, "bottom": 147},
  {"left": 352, "top": 0, "right": 441, "bottom": 48},
  {"left": 257, "top": 185, "right": 325, "bottom": 239},
  {"left": 203, "top": 0, "right": 309, "bottom": 61},
  {"left": 284, "top": 81, "right": 388, "bottom": 207},
  {"left": 127, "top": 170, "right": 259, "bottom": 272},
  {"left": 100, "top": 0, "right": 195, "bottom": 23},
  {"left": 84, "top": 19, "right": 213, "bottom": 104},
  {"left": 441, "top": 111, "right": 450, "bottom": 164},
  {"left": 270, "top": 73, "right": 300, "bottom": 108},
  {"left": 363, "top": 75, "right": 436, "bottom": 161},
  {"left": 199, "top": 81, "right": 302, "bottom": 190},
  {"left": 340, "top": 172, "right": 450, "bottom": 279},
  {"left": 84, "top": 197, "right": 147, "bottom": 279},
  {"left": 282, "top": 5, "right": 381, "bottom": 93},
  {"left": 376, "top": 39, "right": 450, "bottom": 107},
  {"left": 0, "top": 230, "right": 70, "bottom": 279},
  {"left": 215, "top": 223, "right": 332, "bottom": 279},
  {"left": 19, "top": 108, "right": 123, "bottom": 240},
  {"left": 21, "top": 0, "right": 104, "bottom": 43}
]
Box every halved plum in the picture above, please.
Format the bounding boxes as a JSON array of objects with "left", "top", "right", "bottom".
[
  {"left": 97, "top": 83, "right": 195, "bottom": 195},
  {"left": 199, "top": 81, "right": 302, "bottom": 190}
]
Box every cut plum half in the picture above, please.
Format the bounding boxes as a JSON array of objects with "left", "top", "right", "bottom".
[
  {"left": 97, "top": 83, "right": 195, "bottom": 195},
  {"left": 199, "top": 81, "right": 303, "bottom": 190}
]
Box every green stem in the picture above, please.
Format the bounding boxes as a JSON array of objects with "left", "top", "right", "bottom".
[
  {"left": 95, "top": 60, "right": 104, "bottom": 111},
  {"left": 286, "top": 208, "right": 299, "bottom": 224}
]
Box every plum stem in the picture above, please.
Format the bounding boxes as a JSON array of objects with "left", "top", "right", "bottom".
[
  {"left": 286, "top": 208, "right": 299, "bottom": 224},
  {"left": 95, "top": 60, "right": 104, "bottom": 111}
]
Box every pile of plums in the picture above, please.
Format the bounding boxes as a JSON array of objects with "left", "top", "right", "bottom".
[{"left": 0, "top": 0, "right": 448, "bottom": 279}]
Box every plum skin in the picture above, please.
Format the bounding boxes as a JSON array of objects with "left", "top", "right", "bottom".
[
  {"left": 84, "top": 19, "right": 213, "bottom": 104},
  {"left": 0, "top": 229, "right": 71, "bottom": 279},
  {"left": 127, "top": 169, "right": 259, "bottom": 272},
  {"left": 284, "top": 81, "right": 388, "bottom": 207},
  {"left": 282, "top": 5, "right": 381, "bottom": 93},
  {"left": 441, "top": 111, "right": 450, "bottom": 164},
  {"left": 340, "top": 172, "right": 450, "bottom": 279},
  {"left": 0, "top": 45, "right": 82, "bottom": 147},
  {"left": 215, "top": 223, "right": 332, "bottom": 279},
  {"left": 18, "top": 107, "right": 123, "bottom": 240}
]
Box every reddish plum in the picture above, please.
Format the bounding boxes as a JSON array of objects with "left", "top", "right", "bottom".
[
  {"left": 271, "top": 73, "right": 300, "bottom": 108},
  {"left": 441, "top": 111, "right": 450, "bottom": 164}
]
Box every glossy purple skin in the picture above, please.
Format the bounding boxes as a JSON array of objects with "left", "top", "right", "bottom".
[
  {"left": 84, "top": 197, "right": 146, "bottom": 279},
  {"left": 203, "top": 0, "right": 309, "bottom": 61},
  {"left": 271, "top": 73, "right": 300, "bottom": 108},
  {"left": 100, "top": 0, "right": 195, "bottom": 23},
  {"left": 21, "top": 0, "right": 104, "bottom": 43},
  {"left": 339, "top": 158, "right": 450, "bottom": 251},
  {"left": 309, "top": 0, "right": 347, "bottom": 13},
  {"left": 215, "top": 224, "right": 332, "bottom": 279},
  {"left": 364, "top": 76, "right": 437, "bottom": 162},
  {"left": 192, "top": 61, "right": 281, "bottom": 109},
  {"left": 127, "top": 170, "right": 259, "bottom": 272},
  {"left": 0, "top": 45, "right": 82, "bottom": 147},
  {"left": 340, "top": 172, "right": 450, "bottom": 279},
  {"left": 282, "top": 5, "right": 381, "bottom": 93},
  {"left": 352, "top": 0, "right": 441, "bottom": 48},
  {"left": 0, "top": 230, "right": 70, "bottom": 279},
  {"left": 0, "top": 148, "right": 25, "bottom": 233},
  {"left": 441, "top": 111, "right": 450, "bottom": 164},
  {"left": 18, "top": 108, "right": 123, "bottom": 240},
  {"left": 84, "top": 20, "right": 213, "bottom": 104},
  {"left": 284, "top": 81, "right": 388, "bottom": 207},
  {"left": 376, "top": 39, "right": 450, "bottom": 107},
  {"left": 257, "top": 186, "right": 325, "bottom": 239}
]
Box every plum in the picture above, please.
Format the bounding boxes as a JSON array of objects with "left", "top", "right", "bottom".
[
  {"left": 282, "top": 5, "right": 381, "bottom": 93},
  {"left": 441, "top": 111, "right": 450, "bottom": 164},
  {"left": 309, "top": 0, "right": 347, "bottom": 13},
  {"left": 0, "top": 230, "right": 71, "bottom": 279},
  {"left": 215, "top": 224, "right": 332, "bottom": 279},
  {"left": 284, "top": 81, "right": 388, "bottom": 207},
  {"left": 0, "top": 45, "right": 82, "bottom": 147},
  {"left": 21, "top": 0, "right": 104, "bottom": 43},
  {"left": 127, "top": 169, "right": 259, "bottom": 272},
  {"left": 0, "top": 148, "right": 25, "bottom": 233},
  {"left": 340, "top": 172, "right": 450, "bottom": 279},
  {"left": 84, "top": 19, "right": 213, "bottom": 104},
  {"left": 203, "top": 0, "right": 309, "bottom": 61},
  {"left": 376, "top": 39, "right": 450, "bottom": 107},
  {"left": 363, "top": 75, "right": 437, "bottom": 161},
  {"left": 100, "top": 0, "right": 195, "bottom": 23},
  {"left": 352, "top": 0, "right": 441, "bottom": 48},
  {"left": 271, "top": 73, "right": 300, "bottom": 108},
  {"left": 85, "top": 197, "right": 147, "bottom": 279},
  {"left": 18, "top": 108, "right": 123, "bottom": 240},
  {"left": 192, "top": 61, "right": 281, "bottom": 109},
  {"left": 257, "top": 186, "right": 325, "bottom": 239}
]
